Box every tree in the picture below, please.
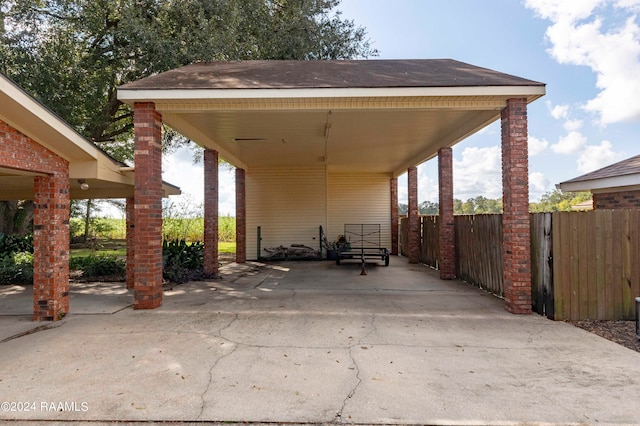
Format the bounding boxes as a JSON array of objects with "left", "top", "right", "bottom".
[
  {"left": 529, "top": 189, "right": 592, "bottom": 212},
  {"left": 0, "top": 0, "right": 377, "bottom": 235},
  {"left": 0, "top": 0, "right": 377, "bottom": 159}
]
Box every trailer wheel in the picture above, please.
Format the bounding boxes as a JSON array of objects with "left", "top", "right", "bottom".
[
  {"left": 336, "top": 256, "right": 341, "bottom": 265},
  {"left": 384, "top": 254, "right": 390, "bottom": 267}
]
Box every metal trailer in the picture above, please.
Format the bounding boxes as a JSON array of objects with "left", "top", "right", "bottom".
[{"left": 336, "top": 224, "right": 390, "bottom": 267}]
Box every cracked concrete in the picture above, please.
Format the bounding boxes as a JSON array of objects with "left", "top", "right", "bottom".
[{"left": 1, "top": 257, "right": 640, "bottom": 424}]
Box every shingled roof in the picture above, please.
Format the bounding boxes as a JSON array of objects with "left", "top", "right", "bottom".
[
  {"left": 119, "top": 59, "right": 544, "bottom": 90},
  {"left": 558, "top": 154, "right": 640, "bottom": 192},
  {"left": 563, "top": 155, "right": 640, "bottom": 183}
]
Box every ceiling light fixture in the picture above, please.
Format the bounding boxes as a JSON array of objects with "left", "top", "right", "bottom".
[{"left": 78, "top": 179, "right": 89, "bottom": 191}]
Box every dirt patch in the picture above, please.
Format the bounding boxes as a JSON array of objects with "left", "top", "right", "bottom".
[{"left": 570, "top": 320, "right": 640, "bottom": 353}]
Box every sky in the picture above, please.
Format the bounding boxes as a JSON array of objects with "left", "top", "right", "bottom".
[{"left": 157, "top": 0, "right": 640, "bottom": 218}]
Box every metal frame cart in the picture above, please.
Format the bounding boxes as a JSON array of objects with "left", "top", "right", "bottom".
[{"left": 336, "top": 224, "right": 390, "bottom": 267}]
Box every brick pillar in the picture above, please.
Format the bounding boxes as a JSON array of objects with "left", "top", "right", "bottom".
[
  {"left": 501, "top": 98, "right": 532, "bottom": 314},
  {"left": 438, "top": 147, "right": 456, "bottom": 279},
  {"left": 125, "top": 197, "right": 135, "bottom": 289},
  {"left": 236, "top": 168, "right": 246, "bottom": 263},
  {"left": 33, "top": 171, "right": 70, "bottom": 321},
  {"left": 407, "top": 166, "right": 420, "bottom": 264},
  {"left": 390, "top": 177, "right": 399, "bottom": 255},
  {"left": 133, "top": 102, "right": 163, "bottom": 309},
  {"left": 204, "top": 149, "right": 219, "bottom": 277}
]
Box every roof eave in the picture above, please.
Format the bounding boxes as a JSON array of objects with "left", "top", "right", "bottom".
[
  {"left": 557, "top": 174, "right": 640, "bottom": 193},
  {"left": 118, "top": 85, "right": 546, "bottom": 104}
]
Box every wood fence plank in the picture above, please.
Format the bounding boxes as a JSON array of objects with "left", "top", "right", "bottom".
[
  {"left": 604, "top": 210, "right": 615, "bottom": 319},
  {"left": 611, "top": 211, "right": 624, "bottom": 319},
  {"left": 585, "top": 211, "right": 598, "bottom": 319},
  {"left": 569, "top": 212, "right": 580, "bottom": 320},
  {"left": 578, "top": 212, "right": 589, "bottom": 319},
  {"left": 622, "top": 210, "right": 633, "bottom": 319},
  {"left": 530, "top": 213, "right": 542, "bottom": 314},
  {"left": 632, "top": 210, "right": 640, "bottom": 320},
  {"left": 553, "top": 212, "right": 567, "bottom": 320},
  {"left": 543, "top": 213, "right": 554, "bottom": 319},
  {"left": 595, "top": 210, "right": 606, "bottom": 320}
]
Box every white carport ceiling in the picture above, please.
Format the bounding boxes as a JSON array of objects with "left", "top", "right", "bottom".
[{"left": 118, "top": 60, "right": 546, "bottom": 176}]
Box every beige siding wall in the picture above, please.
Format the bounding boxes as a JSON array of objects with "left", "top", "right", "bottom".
[
  {"left": 246, "top": 167, "right": 327, "bottom": 260},
  {"left": 327, "top": 173, "right": 392, "bottom": 250}
]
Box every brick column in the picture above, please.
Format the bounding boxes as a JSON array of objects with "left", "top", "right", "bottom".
[
  {"left": 407, "top": 166, "right": 420, "bottom": 264},
  {"left": 133, "top": 102, "right": 163, "bottom": 309},
  {"left": 236, "top": 168, "right": 246, "bottom": 263},
  {"left": 33, "top": 172, "right": 70, "bottom": 321},
  {"left": 438, "top": 147, "right": 456, "bottom": 279},
  {"left": 204, "top": 149, "right": 219, "bottom": 277},
  {"left": 125, "top": 197, "right": 135, "bottom": 289},
  {"left": 390, "top": 177, "right": 399, "bottom": 255},
  {"left": 501, "top": 98, "right": 532, "bottom": 314}
]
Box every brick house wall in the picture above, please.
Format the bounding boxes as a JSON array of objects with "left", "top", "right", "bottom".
[
  {"left": 0, "top": 119, "right": 70, "bottom": 321},
  {"left": 501, "top": 98, "right": 532, "bottom": 315},
  {"left": 593, "top": 190, "right": 640, "bottom": 209}
]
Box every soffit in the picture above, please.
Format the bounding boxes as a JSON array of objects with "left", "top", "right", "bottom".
[{"left": 119, "top": 60, "right": 546, "bottom": 176}]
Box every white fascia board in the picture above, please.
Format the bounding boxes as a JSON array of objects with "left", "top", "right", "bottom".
[
  {"left": 0, "top": 75, "right": 101, "bottom": 162},
  {"left": 118, "top": 85, "right": 546, "bottom": 103},
  {"left": 557, "top": 174, "right": 640, "bottom": 192}
]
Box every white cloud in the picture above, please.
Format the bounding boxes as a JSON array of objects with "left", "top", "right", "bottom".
[
  {"left": 453, "top": 146, "right": 502, "bottom": 199},
  {"left": 417, "top": 167, "right": 438, "bottom": 202},
  {"left": 551, "top": 131, "right": 588, "bottom": 154},
  {"left": 526, "top": 0, "right": 640, "bottom": 124},
  {"left": 549, "top": 102, "right": 570, "bottom": 120},
  {"left": 529, "top": 171, "right": 552, "bottom": 201},
  {"left": 529, "top": 135, "right": 549, "bottom": 156},
  {"left": 577, "top": 140, "right": 622, "bottom": 172},
  {"left": 563, "top": 119, "right": 584, "bottom": 131},
  {"left": 525, "top": 0, "right": 603, "bottom": 22}
]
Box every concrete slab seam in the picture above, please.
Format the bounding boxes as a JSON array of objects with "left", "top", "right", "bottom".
[{"left": 0, "top": 321, "right": 64, "bottom": 344}]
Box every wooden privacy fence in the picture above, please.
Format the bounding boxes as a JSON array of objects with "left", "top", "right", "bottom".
[
  {"left": 399, "top": 210, "right": 640, "bottom": 320},
  {"left": 455, "top": 214, "right": 504, "bottom": 297},
  {"left": 552, "top": 210, "right": 640, "bottom": 321}
]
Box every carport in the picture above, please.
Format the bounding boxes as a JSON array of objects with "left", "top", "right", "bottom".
[
  {"left": 117, "top": 59, "right": 545, "bottom": 314},
  {"left": 0, "top": 73, "right": 180, "bottom": 320}
]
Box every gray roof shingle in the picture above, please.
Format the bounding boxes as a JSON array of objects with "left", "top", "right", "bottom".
[
  {"left": 562, "top": 154, "right": 640, "bottom": 184},
  {"left": 119, "top": 59, "right": 545, "bottom": 90}
]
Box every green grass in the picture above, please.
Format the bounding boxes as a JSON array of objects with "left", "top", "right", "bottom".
[
  {"left": 219, "top": 242, "right": 236, "bottom": 253},
  {"left": 70, "top": 241, "right": 236, "bottom": 257},
  {"left": 70, "top": 247, "right": 127, "bottom": 258}
]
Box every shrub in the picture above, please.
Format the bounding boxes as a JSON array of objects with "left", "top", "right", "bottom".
[
  {"left": 0, "top": 251, "right": 34, "bottom": 285},
  {"left": 70, "top": 254, "right": 125, "bottom": 279},
  {"left": 162, "top": 239, "right": 209, "bottom": 284},
  {"left": 0, "top": 233, "right": 33, "bottom": 257}
]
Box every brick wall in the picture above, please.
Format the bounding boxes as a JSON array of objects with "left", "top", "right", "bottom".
[
  {"left": 204, "top": 149, "right": 219, "bottom": 276},
  {"left": 438, "top": 147, "right": 456, "bottom": 279},
  {"left": 501, "top": 98, "right": 532, "bottom": 315},
  {"left": 390, "top": 177, "right": 399, "bottom": 255},
  {"left": 133, "top": 102, "right": 163, "bottom": 309},
  {"left": 407, "top": 167, "right": 420, "bottom": 264},
  {"left": 593, "top": 190, "right": 640, "bottom": 209},
  {"left": 125, "top": 197, "right": 135, "bottom": 289},
  {"left": 0, "top": 119, "right": 70, "bottom": 321},
  {"left": 236, "top": 168, "right": 246, "bottom": 263}
]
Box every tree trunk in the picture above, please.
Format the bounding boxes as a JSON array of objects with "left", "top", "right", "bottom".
[
  {"left": 83, "top": 199, "right": 92, "bottom": 243},
  {"left": 0, "top": 200, "right": 34, "bottom": 236}
]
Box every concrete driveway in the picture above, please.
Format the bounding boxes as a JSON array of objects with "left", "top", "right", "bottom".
[{"left": 1, "top": 257, "right": 639, "bottom": 425}]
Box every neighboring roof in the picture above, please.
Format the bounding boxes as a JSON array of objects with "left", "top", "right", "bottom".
[
  {"left": 119, "top": 59, "right": 545, "bottom": 90},
  {"left": 118, "top": 59, "right": 545, "bottom": 176},
  {"left": 0, "top": 72, "right": 180, "bottom": 199},
  {"left": 558, "top": 154, "right": 640, "bottom": 193}
]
